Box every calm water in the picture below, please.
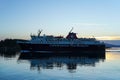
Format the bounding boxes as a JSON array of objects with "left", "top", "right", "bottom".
[{"left": 0, "top": 48, "right": 120, "bottom": 80}]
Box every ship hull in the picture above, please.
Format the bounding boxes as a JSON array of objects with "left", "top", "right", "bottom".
[{"left": 18, "top": 43, "right": 105, "bottom": 53}]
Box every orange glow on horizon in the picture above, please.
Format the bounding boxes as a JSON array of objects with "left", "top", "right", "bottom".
[
  {"left": 77, "top": 35, "right": 120, "bottom": 40},
  {"left": 96, "top": 36, "right": 120, "bottom": 40}
]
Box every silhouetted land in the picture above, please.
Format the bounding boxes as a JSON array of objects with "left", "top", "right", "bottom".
[{"left": 0, "top": 39, "right": 26, "bottom": 57}]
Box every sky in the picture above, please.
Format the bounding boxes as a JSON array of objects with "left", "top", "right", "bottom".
[{"left": 0, "top": 0, "right": 120, "bottom": 40}]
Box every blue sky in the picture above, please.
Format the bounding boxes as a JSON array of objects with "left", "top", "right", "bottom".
[{"left": 0, "top": 0, "right": 120, "bottom": 40}]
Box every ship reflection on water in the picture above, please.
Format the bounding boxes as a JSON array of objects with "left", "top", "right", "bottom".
[{"left": 18, "top": 52, "right": 105, "bottom": 72}]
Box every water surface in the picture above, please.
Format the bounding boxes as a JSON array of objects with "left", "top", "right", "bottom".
[{"left": 0, "top": 48, "right": 120, "bottom": 80}]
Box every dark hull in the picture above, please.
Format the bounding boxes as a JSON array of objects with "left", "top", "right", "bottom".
[
  {"left": 19, "top": 51, "right": 105, "bottom": 59},
  {"left": 18, "top": 43, "right": 105, "bottom": 53}
]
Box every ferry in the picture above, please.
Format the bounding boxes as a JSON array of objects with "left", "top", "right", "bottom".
[{"left": 17, "top": 28, "right": 105, "bottom": 53}]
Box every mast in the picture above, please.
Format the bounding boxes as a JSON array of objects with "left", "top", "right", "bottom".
[
  {"left": 69, "top": 27, "right": 73, "bottom": 33},
  {"left": 38, "top": 29, "right": 42, "bottom": 37}
]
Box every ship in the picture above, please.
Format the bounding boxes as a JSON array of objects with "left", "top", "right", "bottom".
[{"left": 17, "top": 28, "right": 105, "bottom": 54}]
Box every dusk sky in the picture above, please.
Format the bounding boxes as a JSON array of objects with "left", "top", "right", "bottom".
[{"left": 0, "top": 0, "right": 120, "bottom": 40}]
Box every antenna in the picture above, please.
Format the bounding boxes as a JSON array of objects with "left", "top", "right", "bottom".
[
  {"left": 69, "top": 27, "right": 73, "bottom": 33},
  {"left": 38, "top": 29, "right": 43, "bottom": 37}
]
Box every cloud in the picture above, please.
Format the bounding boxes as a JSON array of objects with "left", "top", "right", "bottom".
[{"left": 71, "top": 23, "right": 108, "bottom": 27}]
